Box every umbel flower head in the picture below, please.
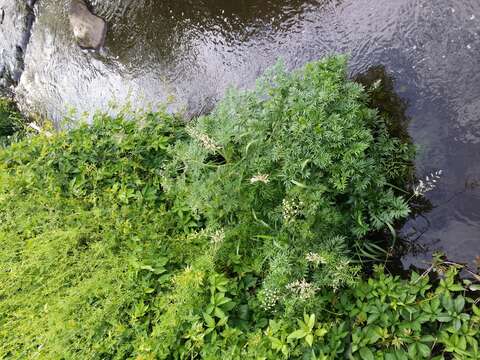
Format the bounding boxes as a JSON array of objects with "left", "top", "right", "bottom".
[
  {"left": 260, "top": 288, "right": 280, "bottom": 310},
  {"left": 306, "top": 252, "right": 327, "bottom": 266},
  {"left": 186, "top": 126, "right": 220, "bottom": 152},
  {"left": 286, "top": 279, "right": 317, "bottom": 300},
  {"left": 250, "top": 174, "right": 270, "bottom": 184},
  {"left": 282, "top": 198, "right": 303, "bottom": 223}
]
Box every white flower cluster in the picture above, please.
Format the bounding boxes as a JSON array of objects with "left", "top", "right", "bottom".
[
  {"left": 261, "top": 288, "right": 280, "bottom": 310},
  {"left": 305, "top": 252, "right": 327, "bottom": 266},
  {"left": 250, "top": 174, "right": 270, "bottom": 184},
  {"left": 413, "top": 170, "right": 443, "bottom": 197},
  {"left": 282, "top": 199, "right": 303, "bottom": 222},
  {"left": 210, "top": 228, "right": 225, "bottom": 246},
  {"left": 186, "top": 126, "right": 220, "bottom": 152},
  {"left": 286, "top": 279, "right": 317, "bottom": 300}
]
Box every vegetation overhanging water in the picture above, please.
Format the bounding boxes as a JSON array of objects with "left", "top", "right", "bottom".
[
  {"left": 2, "top": 0, "right": 479, "bottom": 270},
  {"left": 0, "top": 57, "right": 479, "bottom": 359}
]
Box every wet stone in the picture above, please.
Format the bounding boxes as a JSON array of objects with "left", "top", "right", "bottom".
[{"left": 69, "top": 0, "right": 106, "bottom": 50}]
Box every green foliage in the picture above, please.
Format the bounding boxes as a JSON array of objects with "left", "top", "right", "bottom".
[
  {"left": 344, "top": 266, "right": 480, "bottom": 360},
  {"left": 0, "top": 97, "right": 24, "bottom": 145},
  {"left": 0, "top": 111, "right": 196, "bottom": 358},
  {"left": 2, "top": 57, "right": 474, "bottom": 360},
  {"left": 166, "top": 56, "right": 413, "bottom": 295},
  {"left": 166, "top": 264, "right": 480, "bottom": 360}
]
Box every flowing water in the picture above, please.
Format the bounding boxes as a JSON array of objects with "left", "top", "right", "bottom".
[
  {"left": 1, "top": 0, "right": 480, "bottom": 268},
  {"left": 0, "top": 0, "right": 35, "bottom": 90}
]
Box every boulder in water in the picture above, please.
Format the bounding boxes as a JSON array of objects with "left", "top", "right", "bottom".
[{"left": 69, "top": 0, "right": 106, "bottom": 50}]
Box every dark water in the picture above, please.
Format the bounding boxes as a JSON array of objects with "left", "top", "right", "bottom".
[{"left": 2, "top": 0, "right": 480, "bottom": 267}]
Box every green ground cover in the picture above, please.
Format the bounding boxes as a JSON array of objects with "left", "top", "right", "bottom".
[{"left": 0, "top": 57, "right": 478, "bottom": 359}]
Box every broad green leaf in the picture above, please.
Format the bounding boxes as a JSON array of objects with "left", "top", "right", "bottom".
[
  {"left": 305, "top": 334, "right": 314, "bottom": 347},
  {"left": 307, "top": 314, "right": 315, "bottom": 330},
  {"left": 417, "top": 343, "right": 431, "bottom": 358},
  {"left": 287, "top": 330, "right": 306, "bottom": 341},
  {"left": 214, "top": 307, "right": 227, "bottom": 319},
  {"left": 454, "top": 296, "right": 465, "bottom": 313},
  {"left": 458, "top": 335, "right": 467, "bottom": 350},
  {"left": 270, "top": 337, "right": 283, "bottom": 350},
  {"left": 359, "top": 347, "right": 374, "bottom": 360},
  {"left": 384, "top": 353, "right": 396, "bottom": 360},
  {"left": 437, "top": 314, "right": 452, "bottom": 322},
  {"left": 449, "top": 284, "right": 464, "bottom": 292},
  {"left": 315, "top": 328, "right": 327, "bottom": 337},
  {"left": 217, "top": 316, "right": 229, "bottom": 327},
  {"left": 407, "top": 343, "right": 417, "bottom": 358},
  {"left": 420, "top": 335, "right": 435, "bottom": 343},
  {"left": 203, "top": 312, "right": 215, "bottom": 328},
  {"left": 453, "top": 319, "right": 461, "bottom": 331},
  {"left": 469, "top": 284, "right": 480, "bottom": 291}
]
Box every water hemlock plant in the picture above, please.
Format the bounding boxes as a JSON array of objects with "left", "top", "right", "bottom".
[
  {"left": 1, "top": 56, "right": 478, "bottom": 359},
  {"left": 166, "top": 56, "right": 413, "bottom": 291}
]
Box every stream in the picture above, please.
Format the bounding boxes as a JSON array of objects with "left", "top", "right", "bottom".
[{"left": 1, "top": 0, "right": 479, "bottom": 268}]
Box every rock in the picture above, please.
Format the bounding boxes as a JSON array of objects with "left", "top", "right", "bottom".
[{"left": 69, "top": 0, "right": 106, "bottom": 50}]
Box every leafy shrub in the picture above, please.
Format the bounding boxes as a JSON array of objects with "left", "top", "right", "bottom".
[
  {"left": 0, "top": 97, "right": 24, "bottom": 144},
  {"left": 343, "top": 264, "right": 480, "bottom": 360},
  {"left": 2, "top": 57, "right": 475, "bottom": 360},
  {"left": 168, "top": 264, "right": 480, "bottom": 359},
  {"left": 0, "top": 111, "right": 195, "bottom": 358},
  {"left": 165, "top": 56, "right": 413, "bottom": 297}
]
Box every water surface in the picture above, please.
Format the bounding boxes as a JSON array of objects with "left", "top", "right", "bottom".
[{"left": 0, "top": 0, "right": 35, "bottom": 89}]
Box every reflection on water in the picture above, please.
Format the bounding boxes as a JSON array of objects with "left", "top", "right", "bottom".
[
  {"left": 3, "top": 0, "right": 480, "bottom": 267},
  {"left": 354, "top": 65, "right": 411, "bottom": 144}
]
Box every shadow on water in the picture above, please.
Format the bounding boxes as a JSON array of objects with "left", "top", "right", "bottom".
[
  {"left": 354, "top": 66, "right": 438, "bottom": 274},
  {"left": 354, "top": 66, "right": 411, "bottom": 144}
]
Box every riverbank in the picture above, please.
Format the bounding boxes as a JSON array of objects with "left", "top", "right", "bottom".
[
  {"left": 1, "top": 0, "right": 480, "bottom": 270},
  {"left": 1, "top": 57, "right": 479, "bottom": 359}
]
